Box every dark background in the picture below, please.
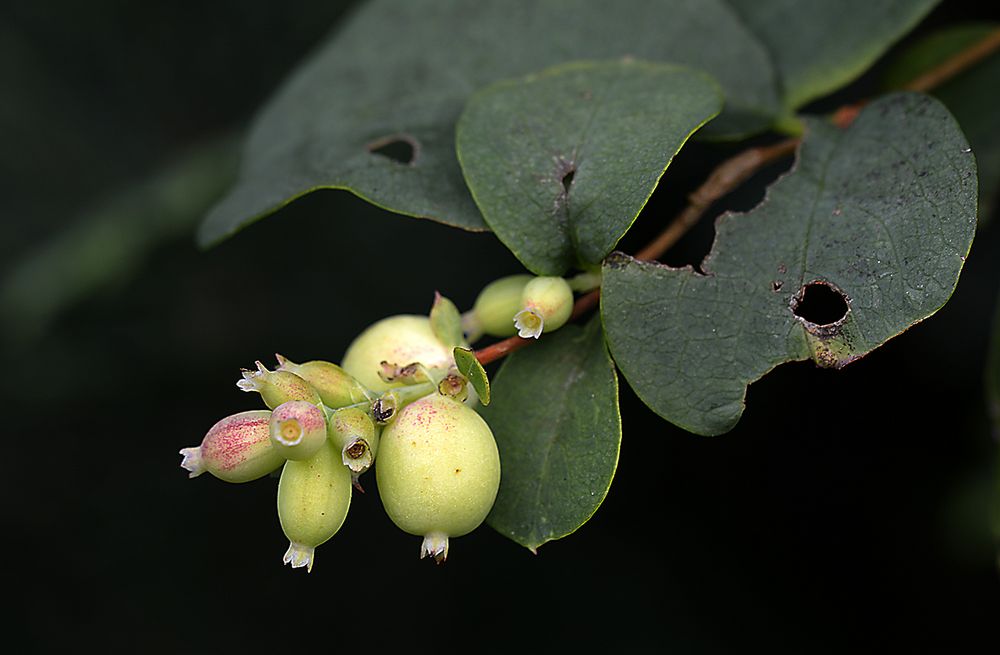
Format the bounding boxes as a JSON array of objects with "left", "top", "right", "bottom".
[{"left": 3, "top": 1, "right": 998, "bottom": 652}]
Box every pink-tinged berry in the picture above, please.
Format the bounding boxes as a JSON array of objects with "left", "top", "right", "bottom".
[
  {"left": 376, "top": 394, "right": 500, "bottom": 562},
  {"left": 179, "top": 410, "right": 283, "bottom": 483},
  {"left": 237, "top": 361, "right": 321, "bottom": 409},
  {"left": 277, "top": 441, "right": 352, "bottom": 573},
  {"left": 274, "top": 354, "right": 370, "bottom": 409},
  {"left": 269, "top": 400, "right": 328, "bottom": 461}
]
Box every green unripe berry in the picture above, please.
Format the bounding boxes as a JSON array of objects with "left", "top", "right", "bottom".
[
  {"left": 514, "top": 276, "right": 573, "bottom": 339},
  {"left": 269, "top": 400, "right": 328, "bottom": 461},
  {"left": 179, "top": 410, "right": 282, "bottom": 483},
  {"left": 376, "top": 394, "right": 500, "bottom": 562},
  {"left": 341, "top": 315, "right": 457, "bottom": 392},
  {"left": 238, "top": 361, "right": 321, "bottom": 409},
  {"left": 471, "top": 274, "right": 533, "bottom": 338},
  {"left": 328, "top": 406, "right": 379, "bottom": 476},
  {"left": 277, "top": 441, "right": 352, "bottom": 572},
  {"left": 275, "top": 354, "right": 370, "bottom": 408}
]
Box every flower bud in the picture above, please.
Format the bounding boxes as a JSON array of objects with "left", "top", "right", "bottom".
[
  {"left": 179, "top": 410, "right": 282, "bottom": 483},
  {"left": 342, "top": 315, "right": 459, "bottom": 392},
  {"left": 376, "top": 394, "right": 500, "bottom": 562},
  {"left": 328, "top": 407, "right": 379, "bottom": 477},
  {"left": 269, "top": 400, "right": 328, "bottom": 461},
  {"left": 277, "top": 441, "right": 352, "bottom": 573},
  {"left": 514, "top": 276, "right": 573, "bottom": 339},
  {"left": 471, "top": 274, "right": 533, "bottom": 337},
  {"left": 237, "top": 361, "right": 321, "bottom": 409},
  {"left": 274, "top": 354, "right": 370, "bottom": 409}
]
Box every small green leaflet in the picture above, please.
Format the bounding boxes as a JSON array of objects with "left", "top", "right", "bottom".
[
  {"left": 454, "top": 347, "right": 491, "bottom": 406},
  {"left": 601, "top": 93, "right": 977, "bottom": 436},
  {"left": 429, "top": 292, "right": 463, "bottom": 349},
  {"left": 480, "top": 319, "right": 621, "bottom": 552}
]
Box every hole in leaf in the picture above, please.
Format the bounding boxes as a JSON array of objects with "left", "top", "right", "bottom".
[
  {"left": 561, "top": 168, "right": 575, "bottom": 194},
  {"left": 791, "top": 281, "right": 849, "bottom": 326},
  {"left": 367, "top": 134, "right": 419, "bottom": 165}
]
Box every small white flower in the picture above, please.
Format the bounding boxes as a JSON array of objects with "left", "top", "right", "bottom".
[{"left": 513, "top": 308, "right": 544, "bottom": 339}]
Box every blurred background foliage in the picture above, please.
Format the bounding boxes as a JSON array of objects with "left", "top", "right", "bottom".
[{"left": 2, "top": 1, "right": 999, "bottom": 652}]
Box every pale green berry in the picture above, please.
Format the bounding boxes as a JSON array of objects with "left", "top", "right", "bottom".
[
  {"left": 471, "top": 274, "right": 533, "bottom": 338},
  {"left": 514, "top": 276, "right": 573, "bottom": 339},
  {"left": 277, "top": 440, "right": 352, "bottom": 573},
  {"left": 179, "top": 410, "right": 282, "bottom": 483},
  {"left": 274, "top": 354, "right": 370, "bottom": 408},
  {"left": 328, "top": 406, "right": 380, "bottom": 477},
  {"left": 237, "top": 361, "right": 321, "bottom": 409},
  {"left": 376, "top": 394, "right": 500, "bottom": 562},
  {"left": 341, "top": 315, "right": 458, "bottom": 392},
  {"left": 269, "top": 400, "right": 328, "bottom": 461}
]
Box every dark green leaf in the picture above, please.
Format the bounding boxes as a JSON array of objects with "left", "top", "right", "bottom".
[
  {"left": 430, "top": 292, "right": 463, "bottom": 349},
  {"left": 481, "top": 319, "right": 620, "bottom": 552},
  {"left": 457, "top": 60, "right": 722, "bottom": 275},
  {"left": 198, "top": 0, "right": 782, "bottom": 247},
  {"left": 728, "top": 0, "right": 938, "bottom": 111},
  {"left": 882, "top": 23, "right": 1000, "bottom": 221},
  {"left": 454, "top": 347, "right": 491, "bottom": 406},
  {"left": 602, "top": 93, "right": 977, "bottom": 436}
]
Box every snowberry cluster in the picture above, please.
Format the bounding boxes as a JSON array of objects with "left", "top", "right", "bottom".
[{"left": 179, "top": 275, "right": 578, "bottom": 571}]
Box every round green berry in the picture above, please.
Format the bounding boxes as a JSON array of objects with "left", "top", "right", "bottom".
[
  {"left": 341, "top": 315, "right": 456, "bottom": 392},
  {"left": 376, "top": 394, "right": 500, "bottom": 562}
]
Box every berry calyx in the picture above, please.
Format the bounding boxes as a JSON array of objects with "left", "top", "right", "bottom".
[
  {"left": 376, "top": 394, "right": 500, "bottom": 562},
  {"left": 327, "top": 406, "right": 380, "bottom": 478},
  {"left": 269, "top": 400, "right": 328, "bottom": 461}
]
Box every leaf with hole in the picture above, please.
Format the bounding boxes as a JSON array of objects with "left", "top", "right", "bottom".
[
  {"left": 453, "top": 347, "right": 490, "bottom": 406},
  {"left": 882, "top": 22, "right": 1000, "bottom": 222},
  {"left": 197, "top": 0, "right": 782, "bottom": 247},
  {"left": 727, "top": 0, "right": 939, "bottom": 112},
  {"left": 457, "top": 60, "right": 722, "bottom": 275},
  {"left": 480, "top": 318, "right": 620, "bottom": 552},
  {"left": 601, "top": 93, "right": 977, "bottom": 436}
]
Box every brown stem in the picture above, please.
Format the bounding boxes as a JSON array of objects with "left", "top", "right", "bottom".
[
  {"left": 833, "top": 26, "right": 1000, "bottom": 129},
  {"left": 633, "top": 138, "right": 799, "bottom": 262},
  {"left": 474, "top": 333, "right": 532, "bottom": 365},
  {"left": 906, "top": 26, "right": 1000, "bottom": 93},
  {"left": 472, "top": 27, "right": 1000, "bottom": 366}
]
